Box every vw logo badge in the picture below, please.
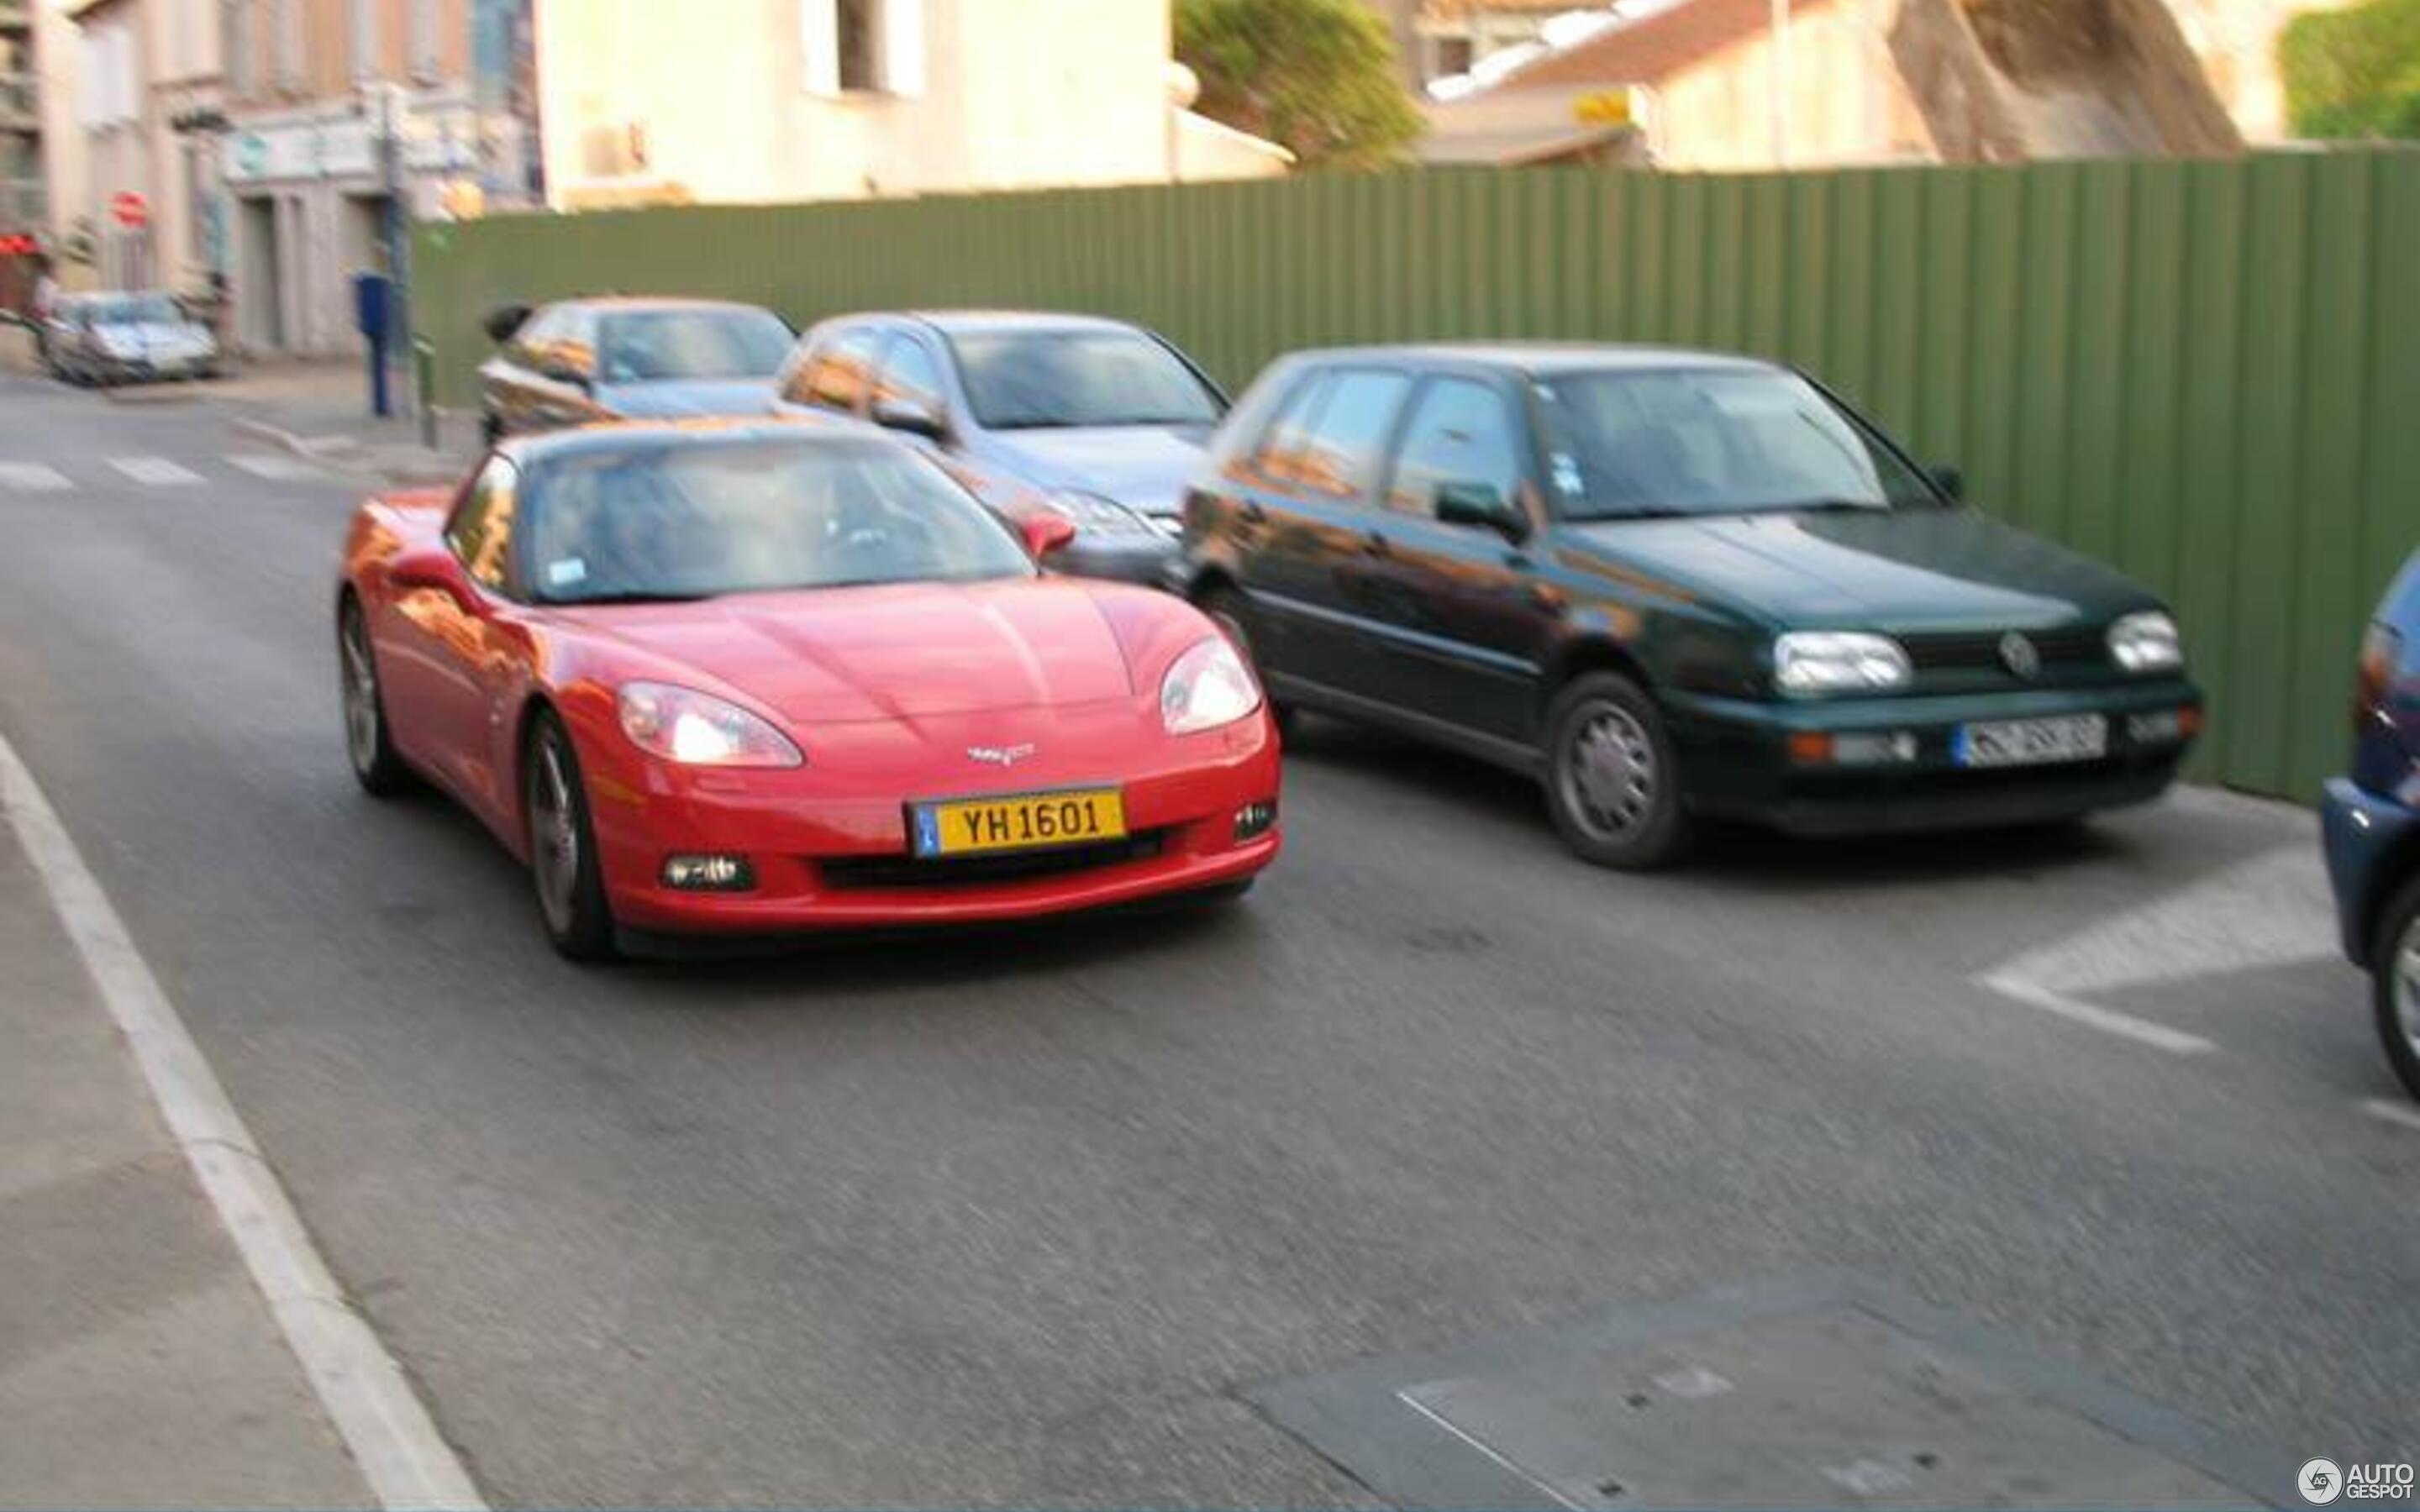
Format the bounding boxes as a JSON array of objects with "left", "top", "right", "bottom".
[
  {"left": 967, "top": 743, "right": 1036, "bottom": 768},
  {"left": 1998, "top": 631, "right": 2041, "bottom": 678}
]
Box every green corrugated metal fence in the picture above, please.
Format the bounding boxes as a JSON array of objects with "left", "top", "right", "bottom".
[{"left": 415, "top": 152, "right": 2420, "bottom": 801}]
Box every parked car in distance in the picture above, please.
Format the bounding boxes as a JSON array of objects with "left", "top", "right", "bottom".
[
  {"left": 1179, "top": 344, "right": 2203, "bottom": 869},
  {"left": 46, "top": 291, "right": 219, "bottom": 384},
  {"left": 2320, "top": 551, "right": 2420, "bottom": 1102},
  {"left": 477, "top": 297, "right": 794, "bottom": 444},
  {"left": 767, "top": 310, "right": 1228, "bottom": 585},
  {"left": 336, "top": 422, "right": 1280, "bottom": 959}
]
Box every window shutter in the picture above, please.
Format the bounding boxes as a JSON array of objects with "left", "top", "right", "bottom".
[
  {"left": 351, "top": 0, "right": 376, "bottom": 80},
  {"left": 801, "top": 0, "right": 841, "bottom": 96},
  {"left": 881, "top": 0, "right": 924, "bottom": 96}
]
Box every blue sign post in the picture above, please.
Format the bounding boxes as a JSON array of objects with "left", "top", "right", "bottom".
[{"left": 353, "top": 270, "right": 392, "bottom": 418}]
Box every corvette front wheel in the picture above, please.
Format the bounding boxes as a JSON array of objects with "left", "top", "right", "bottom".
[{"left": 523, "top": 711, "right": 618, "bottom": 962}]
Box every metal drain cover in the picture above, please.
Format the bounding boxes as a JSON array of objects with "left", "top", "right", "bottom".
[{"left": 1255, "top": 1278, "right": 2286, "bottom": 1509}]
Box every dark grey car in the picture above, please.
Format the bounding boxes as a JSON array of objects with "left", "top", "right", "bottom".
[
  {"left": 766, "top": 310, "right": 1228, "bottom": 584},
  {"left": 477, "top": 297, "right": 794, "bottom": 445}
]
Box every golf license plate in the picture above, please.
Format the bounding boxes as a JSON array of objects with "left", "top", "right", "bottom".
[
  {"left": 910, "top": 788, "right": 1127, "bottom": 858},
  {"left": 1953, "top": 713, "right": 2108, "bottom": 769}
]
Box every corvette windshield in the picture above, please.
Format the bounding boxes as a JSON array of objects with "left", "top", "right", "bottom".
[
  {"left": 950, "top": 329, "right": 1223, "bottom": 430},
  {"left": 523, "top": 439, "right": 1034, "bottom": 604},
  {"left": 1540, "top": 368, "right": 1939, "bottom": 520}
]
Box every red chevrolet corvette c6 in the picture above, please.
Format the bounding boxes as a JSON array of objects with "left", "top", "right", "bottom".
[{"left": 335, "top": 423, "right": 1281, "bottom": 958}]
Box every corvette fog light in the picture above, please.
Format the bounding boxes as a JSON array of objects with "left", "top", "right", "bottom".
[
  {"left": 1234, "top": 800, "right": 1277, "bottom": 841},
  {"left": 662, "top": 854, "right": 756, "bottom": 892},
  {"left": 1833, "top": 731, "right": 1919, "bottom": 765}
]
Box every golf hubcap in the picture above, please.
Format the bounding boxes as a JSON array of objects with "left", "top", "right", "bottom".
[
  {"left": 1565, "top": 702, "right": 1655, "bottom": 842},
  {"left": 2395, "top": 916, "right": 2420, "bottom": 1060},
  {"left": 340, "top": 615, "right": 379, "bottom": 771},
  {"left": 532, "top": 742, "right": 580, "bottom": 932}
]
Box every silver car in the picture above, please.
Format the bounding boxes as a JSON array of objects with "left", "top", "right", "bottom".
[
  {"left": 767, "top": 310, "right": 1228, "bottom": 585},
  {"left": 48, "top": 291, "right": 220, "bottom": 385}
]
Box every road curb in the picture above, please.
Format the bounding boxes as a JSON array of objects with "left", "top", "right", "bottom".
[
  {"left": 0, "top": 732, "right": 487, "bottom": 1512},
  {"left": 230, "top": 415, "right": 369, "bottom": 461}
]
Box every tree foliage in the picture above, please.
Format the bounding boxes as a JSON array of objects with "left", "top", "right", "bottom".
[
  {"left": 2280, "top": 0, "right": 2420, "bottom": 139},
  {"left": 1176, "top": 0, "right": 1425, "bottom": 170}
]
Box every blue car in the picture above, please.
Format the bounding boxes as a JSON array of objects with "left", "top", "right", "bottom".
[
  {"left": 765, "top": 311, "right": 1228, "bottom": 585},
  {"left": 2321, "top": 551, "right": 2420, "bottom": 1101}
]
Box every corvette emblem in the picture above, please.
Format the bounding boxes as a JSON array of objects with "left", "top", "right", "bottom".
[
  {"left": 1998, "top": 631, "right": 2041, "bottom": 678},
  {"left": 967, "top": 743, "right": 1037, "bottom": 768}
]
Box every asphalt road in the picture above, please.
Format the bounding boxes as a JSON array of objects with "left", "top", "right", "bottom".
[{"left": 0, "top": 370, "right": 2413, "bottom": 1506}]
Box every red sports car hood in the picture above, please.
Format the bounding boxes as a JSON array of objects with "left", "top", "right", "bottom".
[{"left": 554, "top": 579, "right": 1144, "bottom": 725}]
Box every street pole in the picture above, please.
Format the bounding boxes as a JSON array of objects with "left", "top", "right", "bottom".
[
  {"left": 375, "top": 82, "right": 413, "bottom": 422},
  {"left": 1770, "top": 0, "right": 1791, "bottom": 168}
]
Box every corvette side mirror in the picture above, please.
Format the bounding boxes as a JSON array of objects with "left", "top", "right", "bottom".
[
  {"left": 390, "top": 548, "right": 484, "bottom": 612},
  {"left": 1019, "top": 512, "right": 1078, "bottom": 562}
]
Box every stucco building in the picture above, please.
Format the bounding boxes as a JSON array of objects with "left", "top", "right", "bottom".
[{"left": 535, "top": 0, "right": 1286, "bottom": 213}]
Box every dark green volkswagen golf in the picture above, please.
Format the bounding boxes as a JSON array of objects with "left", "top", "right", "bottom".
[{"left": 1176, "top": 344, "right": 2202, "bottom": 869}]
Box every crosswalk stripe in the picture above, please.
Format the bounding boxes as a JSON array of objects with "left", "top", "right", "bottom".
[
  {"left": 109, "top": 457, "right": 205, "bottom": 486},
  {"left": 225, "top": 453, "right": 325, "bottom": 482},
  {"left": 0, "top": 463, "right": 72, "bottom": 492}
]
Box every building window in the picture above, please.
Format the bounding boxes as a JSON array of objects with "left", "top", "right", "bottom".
[
  {"left": 223, "top": 0, "right": 253, "bottom": 96},
  {"left": 802, "top": 0, "right": 923, "bottom": 97},
  {"left": 271, "top": 0, "right": 301, "bottom": 92},
  {"left": 409, "top": 0, "right": 439, "bottom": 83},
  {"left": 1433, "top": 34, "right": 1476, "bottom": 78}
]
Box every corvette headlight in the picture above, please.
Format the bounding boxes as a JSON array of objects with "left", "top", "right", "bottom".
[
  {"left": 617, "top": 681, "right": 803, "bottom": 768},
  {"left": 1773, "top": 632, "right": 1912, "bottom": 696},
  {"left": 1043, "top": 490, "right": 1154, "bottom": 537},
  {"left": 2108, "top": 611, "right": 2183, "bottom": 673},
  {"left": 1161, "top": 636, "right": 1263, "bottom": 735}
]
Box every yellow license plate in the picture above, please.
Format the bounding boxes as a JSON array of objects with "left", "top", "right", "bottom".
[{"left": 910, "top": 788, "right": 1127, "bottom": 858}]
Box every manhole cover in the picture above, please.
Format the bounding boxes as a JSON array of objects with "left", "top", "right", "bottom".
[{"left": 1255, "top": 1278, "right": 2286, "bottom": 1509}]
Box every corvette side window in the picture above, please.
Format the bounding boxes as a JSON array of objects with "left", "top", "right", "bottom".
[{"left": 445, "top": 459, "right": 521, "bottom": 596}]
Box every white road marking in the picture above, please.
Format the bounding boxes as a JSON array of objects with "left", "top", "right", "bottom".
[
  {"left": 0, "top": 462, "right": 72, "bottom": 491},
  {"left": 2360, "top": 1097, "right": 2420, "bottom": 1132},
  {"left": 1396, "top": 1389, "right": 1587, "bottom": 1510},
  {"left": 1979, "top": 971, "right": 2219, "bottom": 1055},
  {"left": 0, "top": 732, "right": 485, "bottom": 1511},
  {"left": 227, "top": 452, "right": 326, "bottom": 482},
  {"left": 1991, "top": 845, "right": 2335, "bottom": 998},
  {"left": 1979, "top": 843, "right": 2333, "bottom": 1056},
  {"left": 108, "top": 455, "right": 205, "bottom": 486}
]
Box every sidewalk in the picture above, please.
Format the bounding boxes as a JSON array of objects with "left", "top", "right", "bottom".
[
  {"left": 0, "top": 819, "right": 373, "bottom": 1508},
  {"left": 210, "top": 360, "right": 477, "bottom": 487}
]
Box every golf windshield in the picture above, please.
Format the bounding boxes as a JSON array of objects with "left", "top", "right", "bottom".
[
  {"left": 524, "top": 439, "right": 1034, "bottom": 603},
  {"left": 89, "top": 294, "right": 186, "bottom": 326},
  {"left": 1539, "top": 367, "right": 1940, "bottom": 519},
  {"left": 597, "top": 309, "right": 794, "bottom": 383},
  {"left": 950, "top": 329, "right": 1223, "bottom": 429}
]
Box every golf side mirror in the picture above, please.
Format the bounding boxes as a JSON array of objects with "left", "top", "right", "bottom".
[
  {"left": 1435, "top": 480, "right": 1529, "bottom": 543},
  {"left": 1930, "top": 464, "right": 1966, "bottom": 503}
]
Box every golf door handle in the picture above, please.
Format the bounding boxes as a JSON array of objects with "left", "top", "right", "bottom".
[
  {"left": 1239, "top": 501, "right": 1267, "bottom": 524},
  {"left": 1362, "top": 532, "right": 1393, "bottom": 558}
]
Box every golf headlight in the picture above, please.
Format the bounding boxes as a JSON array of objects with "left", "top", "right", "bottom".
[
  {"left": 2108, "top": 611, "right": 2182, "bottom": 673},
  {"left": 617, "top": 681, "right": 803, "bottom": 768},
  {"left": 1043, "top": 490, "right": 1154, "bottom": 537},
  {"left": 1161, "top": 636, "right": 1263, "bottom": 735},
  {"left": 1773, "top": 632, "right": 1912, "bottom": 696}
]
